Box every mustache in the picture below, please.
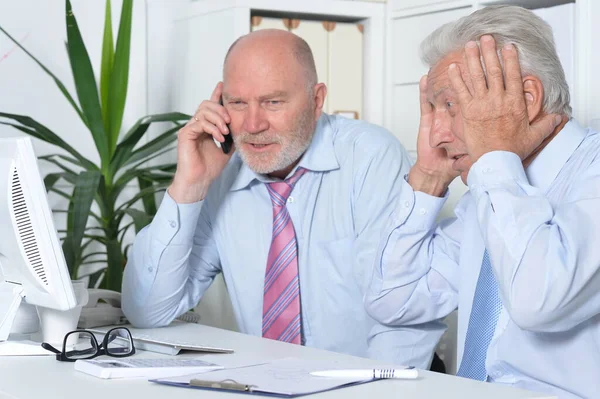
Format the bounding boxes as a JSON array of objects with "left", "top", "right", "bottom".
[{"left": 233, "top": 132, "right": 283, "bottom": 145}]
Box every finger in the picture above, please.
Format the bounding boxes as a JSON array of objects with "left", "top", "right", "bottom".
[
  {"left": 201, "top": 107, "right": 230, "bottom": 135},
  {"left": 192, "top": 101, "right": 230, "bottom": 131},
  {"left": 419, "top": 75, "right": 433, "bottom": 116},
  {"left": 479, "top": 35, "right": 504, "bottom": 93},
  {"left": 187, "top": 117, "right": 225, "bottom": 142},
  {"left": 527, "top": 114, "right": 562, "bottom": 153},
  {"left": 502, "top": 43, "right": 523, "bottom": 95},
  {"left": 464, "top": 40, "right": 487, "bottom": 95},
  {"left": 209, "top": 81, "right": 223, "bottom": 103},
  {"left": 448, "top": 63, "right": 472, "bottom": 105}
]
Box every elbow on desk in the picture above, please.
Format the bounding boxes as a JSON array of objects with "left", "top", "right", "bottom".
[{"left": 121, "top": 296, "right": 172, "bottom": 329}]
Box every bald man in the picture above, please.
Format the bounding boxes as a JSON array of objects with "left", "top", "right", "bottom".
[{"left": 122, "top": 30, "right": 443, "bottom": 368}]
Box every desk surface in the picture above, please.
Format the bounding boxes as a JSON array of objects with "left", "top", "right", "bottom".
[{"left": 0, "top": 323, "right": 553, "bottom": 399}]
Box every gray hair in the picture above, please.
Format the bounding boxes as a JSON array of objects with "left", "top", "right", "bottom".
[{"left": 420, "top": 5, "right": 571, "bottom": 116}]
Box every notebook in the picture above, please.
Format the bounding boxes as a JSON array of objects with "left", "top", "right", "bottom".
[{"left": 89, "top": 322, "right": 233, "bottom": 356}]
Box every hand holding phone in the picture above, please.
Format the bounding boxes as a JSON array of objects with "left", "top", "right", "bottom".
[
  {"left": 168, "top": 82, "right": 234, "bottom": 203},
  {"left": 219, "top": 97, "right": 234, "bottom": 154}
]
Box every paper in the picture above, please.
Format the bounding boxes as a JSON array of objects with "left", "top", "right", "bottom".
[{"left": 153, "top": 357, "right": 373, "bottom": 396}]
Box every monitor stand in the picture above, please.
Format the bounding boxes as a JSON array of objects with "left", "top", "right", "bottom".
[{"left": 0, "top": 281, "right": 24, "bottom": 341}]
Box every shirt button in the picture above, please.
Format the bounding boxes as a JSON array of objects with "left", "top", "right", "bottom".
[
  {"left": 169, "top": 220, "right": 176, "bottom": 228},
  {"left": 483, "top": 167, "right": 492, "bottom": 173},
  {"left": 470, "top": 184, "right": 477, "bottom": 190},
  {"left": 404, "top": 201, "right": 410, "bottom": 208},
  {"left": 287, "top": 196, "right": 294, "bottom": 203},
  {"left": 148, "top": 267, "right": 154, "bottom": 273},
  {"left": 419, "top": 208, "right": 427, "bottom": 215}
]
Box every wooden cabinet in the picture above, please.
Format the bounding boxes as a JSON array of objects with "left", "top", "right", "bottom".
[{"left": 251, "top": 17, "right": 363, "bottom": 119}]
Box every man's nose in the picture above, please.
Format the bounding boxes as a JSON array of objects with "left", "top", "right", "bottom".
[
  {"left": 429, "top": 112, "right": 454, "bottom": 149},
  {"left": 242, "top": 104, "right": 269, "bottom": 134}
]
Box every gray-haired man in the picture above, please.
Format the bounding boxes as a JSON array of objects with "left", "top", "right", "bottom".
[{"left": 366, "top": 5, "right": 600, "bottom": 398}]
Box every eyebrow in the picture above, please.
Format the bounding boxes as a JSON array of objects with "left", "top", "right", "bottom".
[{"left": 258, "top": 91, "right": 288, "bottom": 101}]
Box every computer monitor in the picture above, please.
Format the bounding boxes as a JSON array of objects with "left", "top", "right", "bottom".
[{"left": 0, "top": 136, "right": 76, "bottom": 340}]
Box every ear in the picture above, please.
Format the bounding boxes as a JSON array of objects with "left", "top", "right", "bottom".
[
  {"left": 522, "top": 76, "right": 544, "bottom": 122},
  {"left": 312, "top": 83, "right": 327, "bottom": 120}
]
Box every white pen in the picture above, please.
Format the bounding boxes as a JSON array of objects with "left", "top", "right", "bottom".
[{"left": 310, "top": 368, "right": 418, "bottom": 380}]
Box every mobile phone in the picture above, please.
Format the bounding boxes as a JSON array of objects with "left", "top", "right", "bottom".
[{"left": 219, "top": 97, "right": 234, "bottom": 154}]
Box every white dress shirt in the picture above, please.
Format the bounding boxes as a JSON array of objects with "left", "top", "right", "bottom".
[
  {"left": 367, "top": 121, "right": 600, "bottom": 398},
  {"left": 122, "top": 114, "right": 445, "bottom": 369}
]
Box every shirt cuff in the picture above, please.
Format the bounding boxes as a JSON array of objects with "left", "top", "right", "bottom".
[
  {"left": 150, "top": 192, "right": 204, "bottom": 246},
  {"left": 393, "top": 180, "right": 448, "bottom": 230},
  {"left": 467, "top": 151, "right": 528, "bottom": 200}
]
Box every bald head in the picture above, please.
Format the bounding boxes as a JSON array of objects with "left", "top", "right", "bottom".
[{"left": 223, "top": 30, "right": 318, "bottom": 90}]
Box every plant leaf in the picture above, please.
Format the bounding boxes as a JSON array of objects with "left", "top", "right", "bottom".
[
  {"left": 0, "top": 117, "right": 96, "bottom": 170},
  {"left": 43, "top": 173, "right": 67, "bottom": 191},
  {"left": 116, "top": 181, "right": 169, "bottom": 212},
  {"left": 65, "top": 0, "right": 109, "bottom": 162},
  {"left": 123, "top": 208, "right": 152, "bottom": 233},
  {"left": 106, "top": 0, "right": 133, "bottom": 153},
  {"left": 39, "top": 153, "right": 87, "bottom": 169},
  {"left": 100, "top": 0, "right": 114, "bottom": 135},
  {"left": 110, "top": 113, "right": 189, "bottom": 174},
  {"left": 0, "top": 25, "right": 86, "bottom": 125},
  {"left": 125, "top": 124, "right": 181, "bottom": 166},
  {"left": 65, "top": 170, "right": 102, "bottom": 272},
  {"left": 104, "top": 239, "right": 124, "bottom": 292}
]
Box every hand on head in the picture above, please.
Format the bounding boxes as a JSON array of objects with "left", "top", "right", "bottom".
[
  {"left": 410, "top": 34, "right": 564, "bottom": 194},
  {"left": 448, "top": 35, "right": 563, "bottom": 163}
]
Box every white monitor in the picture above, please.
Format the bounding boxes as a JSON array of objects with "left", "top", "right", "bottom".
[{"left": 0, "top": 137, "right": 76, "bottom": 340}]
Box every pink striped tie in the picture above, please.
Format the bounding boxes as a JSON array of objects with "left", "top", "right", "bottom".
[{"left": 262, "top": 168, "right": 307, "bottom": 344}]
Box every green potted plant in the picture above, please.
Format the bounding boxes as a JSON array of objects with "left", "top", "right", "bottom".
[{"left": 0, "top": 0, "right": 189, "bottom": 291}]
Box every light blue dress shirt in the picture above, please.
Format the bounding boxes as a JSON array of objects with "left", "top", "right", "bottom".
[
  {"left": 366, "top": 121, "right": 600, "bottom": 398},
  {"left": 122, "top": 114, "right": 445, "bottom": 369}
]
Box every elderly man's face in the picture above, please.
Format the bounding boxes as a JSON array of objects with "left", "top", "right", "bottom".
[
  {"left": 426, "top": 51, "right": 474, "bottom": 184},
  {"left": 222, "top": 46, "right": 319, "bottom": 178}
]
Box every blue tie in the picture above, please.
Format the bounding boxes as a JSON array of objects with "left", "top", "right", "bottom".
[{"left": 457, "top": 250, "right": 503, "bottom": 381}]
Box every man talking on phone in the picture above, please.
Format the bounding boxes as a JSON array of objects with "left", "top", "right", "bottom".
[{"left": 122, "top": 29, "right": 443, "bottom": 369}]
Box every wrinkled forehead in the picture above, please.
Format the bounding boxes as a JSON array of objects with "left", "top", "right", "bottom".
[{"left": 426, "top": 50, "right": 470, "bottom": 101}]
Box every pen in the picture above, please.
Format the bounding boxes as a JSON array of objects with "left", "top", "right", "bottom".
[
  {"left": 310, "top": 368, "right": 419, "bottom": 380},
  {"left": 190, "top": 378, "right": 252, "bottom": 392}
]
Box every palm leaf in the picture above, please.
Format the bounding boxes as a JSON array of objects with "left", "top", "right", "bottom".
[
  {"left": 110, "top": 113, "right": 189, "bottom": 174},
  {"left": 123, "top": 208, "right": 153, "bottom": 233},
  {"left": 100, "top": 0, "right": 114, "bottom": 135},
  {"left": 137, "top": 176, "right": 156, "bottom": 215},
  {"left": 106, "top": 0, "right": 133, "bottom": 153},
  {"left": 64, "top": 171, "right": 102, "bottom": 272},
  {"left": 0, "top": 116, "right": 96, "bottom": 169},
  {"left": 66, "top": 0, "right": 109, "bottom": 162},
  {"left": 0, "top": 25, "right": 85, "bottom": 124},
  {"left": 124, "top": 124, "right": 181, "bottom": 166}
]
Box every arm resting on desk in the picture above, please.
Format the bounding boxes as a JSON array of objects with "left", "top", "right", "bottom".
[{"left": 122, "top": 192, "right": 221, "bottom": 328}]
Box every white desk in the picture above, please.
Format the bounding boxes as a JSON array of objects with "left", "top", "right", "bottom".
[{"left": 0, "top": 323, "right": 554, "bottom": 399}]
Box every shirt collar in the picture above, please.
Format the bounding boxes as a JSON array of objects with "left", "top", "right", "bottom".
[
  {"left": 230, "top": 114, "right": 340, "bottom": 191},
  {"left": 526, "top": 119, "right": 587, "bottom": 193}
]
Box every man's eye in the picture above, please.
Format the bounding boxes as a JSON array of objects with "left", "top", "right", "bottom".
[
  {"left": 446, "top": 101, "right": 454, "bottom": 108},
  {"left": 268, "top": 100, "right": 281, "bottom": 105}
]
